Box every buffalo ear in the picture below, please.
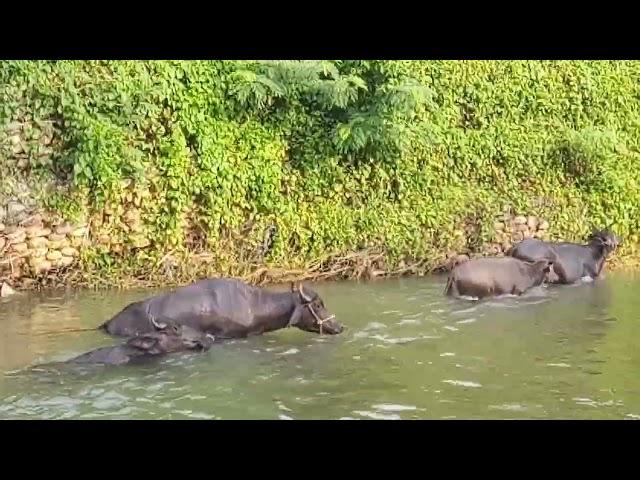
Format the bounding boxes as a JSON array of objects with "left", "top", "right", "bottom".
[
  {"left": 532, "top": 259, "right": 552, "bottom": 273},
  {"left": 288, "top": 307, "right": 302, "bottom": 327}
]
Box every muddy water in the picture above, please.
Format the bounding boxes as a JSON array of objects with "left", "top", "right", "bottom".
[{"left": 1, "top": 273, "right": 640, "bottom": 419}]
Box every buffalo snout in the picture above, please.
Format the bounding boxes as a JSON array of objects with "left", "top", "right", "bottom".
[
  {"left": 309, "top": 303, "right": 343, "bottom": 335},
  {"left": 321, "top": 318, "right": 344, "bottom": 335}
]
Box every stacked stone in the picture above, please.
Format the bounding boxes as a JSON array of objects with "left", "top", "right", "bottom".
[
  {"left": 92, "top": 203, "right": 149, "bottom": 254},
  {"left": 4, "top": 120, "right": 56, "bottom": 170},
  {"left": 487, "top": 213, "right": 550, "bottom": 255},
  {"left": 0, "top": 221, "right": 85, "bottom": 279}
]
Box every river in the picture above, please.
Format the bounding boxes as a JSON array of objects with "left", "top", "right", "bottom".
[{"left": 1, "top": 273, "right": 640, "bottom": 419}]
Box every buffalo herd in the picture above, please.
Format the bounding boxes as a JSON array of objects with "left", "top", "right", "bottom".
[{"left": 45, "top": 229, "right": 620, "bottom": 367}]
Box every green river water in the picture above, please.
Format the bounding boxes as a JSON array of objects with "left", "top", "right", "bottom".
[{"left": 1, "top": 273, "right": 639, "bottom": 419}]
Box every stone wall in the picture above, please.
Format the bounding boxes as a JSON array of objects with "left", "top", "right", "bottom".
[
  {"left": 1, "top": 118, "right": 88, "bottom": 289},
  {"left": 445, "top": 211, "right": 552, "bottom": 267},
  {"left": 2, "top": 208, "right": 555, "bottom": 288},
  {"left": 0, "top": 214, "right": 86, "bottom": 287},
  {"left": 486, "top": 212, "right": 550, "bottom": 255}
]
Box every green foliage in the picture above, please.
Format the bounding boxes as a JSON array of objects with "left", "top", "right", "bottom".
[{"left": 1, "top": 60, "right": 639, "bottom": 278}]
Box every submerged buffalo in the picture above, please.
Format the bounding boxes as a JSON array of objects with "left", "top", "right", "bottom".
[
  {"left": 68, "top": 319, "right": 215, "bottom": 366},
  {"left": 444, "top": 257, "right": 554, "bottom": 299},
  {"left": 100, "top": 279, "right": 343, "bottom": 339},
  {"left": 508, "top": 229, "right": 620, "bottom": 284}
]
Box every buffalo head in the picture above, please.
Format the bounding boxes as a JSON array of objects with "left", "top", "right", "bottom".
[
  {"left": 288, "top": 283, "right": 343, "bottom": 335},
  {"left": 138, "top": 317, "right": 216, "bottom": 353},
  {"left": 590, "top": 229, "right": 621, "bottom": 256},
  {"left": 527, "top": 259, "right": 555, "bottom": 286}
]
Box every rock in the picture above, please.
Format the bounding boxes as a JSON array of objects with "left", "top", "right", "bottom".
[
  {"left": 69, "top": 237, "right": 87, "bottom": 248},
  {"left": 7, "top": 230, "right": 26, "bottom": 245},
  {"left": 20, "top": 214, "right": 43, "bottom": 228},
  {"left": 123, "top": 209, "right": 140, "bottom": 225},
  {"left": 523, "top": 231, "right": 533, "bottom": 239},
  {"left": 6, "top": 201, "right": 27, "bottom": 224},
  {"left": 30, "top": 247, "right": 48, "bottom": 258},
  {"left": 61, "top": 247, "right": 79, "bottom": 257},
  {"left": 20, "top": 278, "right": 36, "bottom": 288},
  {"left": 516, "top": 224, "right": 529, "bottom": 232},
  {"left": 514, "top": 215, "right": 527, "bottom": 225},
  {"left": 27, "top": 236, "right": 48, "bottom": 249},
  {"left": 128, "top": 222, "right": 143, "bottom": 233},
  {"left": 54, "top": 223, "right": 73, "bottom": 235},
  {"left": 493, "top": 221, "right": 505, "bottom": 232},
  {"left": 37, "top": 147, "right": 53, "bottom": 158},
  {"left": 501, "top": 242, "right": 512, "bottom": 252},
  {"left": 26, "top": 226, "right": 51, "bottom": 239},
  {"left": 130, "top": 235, "right": 150, "bottom": 249},
  {"left": 46, "top": 250, "right": 62, "bottom": 261},
  {"left": 97, "top": 234, "right": 111, "bottom": 245},
  {"left": 10, "top": 265, "right": 23, "bottom": 279},
  {"left": 59, "top": 256, "right": 75, "bottom": 267},
  {"left": 47, "top": 233, "right": 66, "bottom": 242},
  {"left": 538, "top": 220, "right": 549, "bottom": 230},
  {"left": 11, "top": 142, "right": 24, "bottom": 154},
  {"left": 0, "top": 223, "right": 4, "bottom": 233},
  {"left": 527, "top": 216, "right": 539, "bottom": 229},
  {"left": 31, "top": 259, "right": 52, "bottom": 274},
  {"left": 7, "top": 202, "right": 26, "bottom": 217},
  {"left": 513, "top": 231, "right": 525, "bottom": 242},
  {"left": 10, "top": 242, "right": 28, "bottom": 254},
  {"left": 4, "top": 225, "right": 18, "bottom": 235},
  {"left": 71, "top": 226, "right": 88, "bottom": 237},
  {"left": 0, "top": 237, "right": 5, "bottom": 251},
  {"left": 1, "top": 282, "right": 17, "bottom": 298},
  {"left": 6, "top": 122, "right": 22, "bottom": 134},
  {"left": 48, "top": 239, "right": 69, "bottom": 249}
]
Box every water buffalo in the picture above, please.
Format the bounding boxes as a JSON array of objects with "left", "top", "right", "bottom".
[
  {"left": 444, "top": 257, "right": 554, "bottom": 299},
  {"left": 508, "top": 230, "right": 620, "bottom": 284},
  {"left": 100, "top": 278, "right": 343, "bottom": 339},
  {"left": 67, "top": 319, "right": 215, "bottom": 366}
]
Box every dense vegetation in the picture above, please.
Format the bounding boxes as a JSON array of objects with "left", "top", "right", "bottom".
[{"left": 1, "top": 61, "right": 639, "bottom": 285}]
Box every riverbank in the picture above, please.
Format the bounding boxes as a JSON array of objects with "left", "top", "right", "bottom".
[
  {"left": 2, "top": 61, "right": 640, "bottom": 292},
  {"left": 1, "top": 209, "right": 637, "bottom": 293}
]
